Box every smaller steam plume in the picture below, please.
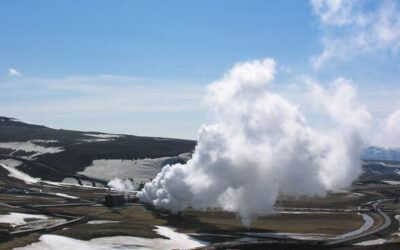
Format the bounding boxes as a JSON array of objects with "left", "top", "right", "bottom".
[
  {"left": 108, "top": 178, "right": 136, "bottom": 192},
  {"left": 138, "top": 58, "right": 370, "bottom": 226}
]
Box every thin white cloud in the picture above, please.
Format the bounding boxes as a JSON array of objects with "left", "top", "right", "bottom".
[
  {"left": 9, "top": 68, "right": 21, "bottom": 77},
  {"left": 311, "top": 0, "right": 400, "bottom": 68},
  {"left": 279, "top": 64, "right": 292, "bottom": 74},
  {"left": 0, "top": 74, "right": 206, "bottom": 138},
  {"left": 0, "top": 74, "right": 205, "bottom": 114}
]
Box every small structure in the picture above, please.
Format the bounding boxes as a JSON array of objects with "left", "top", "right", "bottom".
[
  {"left": 104, "top": 185, "right": 140, "bottom": 207},
  {"left": 104, "top": 191, "right": 139, "bottom": 207},
  {"left": 105, "top": 194, "right": 125, "bottom": 207}
]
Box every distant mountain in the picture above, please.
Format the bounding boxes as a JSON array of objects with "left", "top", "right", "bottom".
[
  {"left": 0, "top": 116, "right": 196, "bottom": 185},
  {"left": 361, "top": 146, "right": 400, "bottom": 162}
]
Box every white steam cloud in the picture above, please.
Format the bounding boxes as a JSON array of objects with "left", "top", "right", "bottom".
[
  {"left": 138, "top": 58, "right": 369, "bottom": 226},
  {"left": 374, "top": 108, "right": 400, "bottom": 148},
  {"left": 108, "top": 178, "right": 136, "bottom": 192}
]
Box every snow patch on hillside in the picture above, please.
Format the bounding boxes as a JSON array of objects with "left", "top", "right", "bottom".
[
  {"left": 80, "top": 138, "right": 114, "bottom": 142},
  {"left": 383, "top": 180, "right": 400, "bottom": 185},
  {"left": 80, "top": 134, "right": 123, "bottom": 143},
  {"left": 0, "top": 141, "right": 63, "bottom": 158},
  {"left": 61, "top": 177, "right": 80, "bottom": 185},
  {"left": 53, "top": 193, "right": 79, "bottom": 199},
  {"left": 30, "top": 139, "right": 58, "bottom": 144},
  {"left": 78, "top": 157, "right": 172, "bottom": 182},
  {"left": 0, "top": 158, "right": 23, "bottom": 168},
  {"left": 84, "top": 133, "right": 122, "bottom": 138},
  {"left": 0, "top": 163, "right": 40, "bottom": 184},
  {"left": 9, "top": 118, "right": 35, "bottom": 125}
]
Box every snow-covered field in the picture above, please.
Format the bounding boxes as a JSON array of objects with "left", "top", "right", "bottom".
[
  {"left": 383, "top": 180, "right": 400, "bottom": 185},
  {"left": 15, "top": 226, "right": 207, "bottom": 250},
  {"left": 0, "top": 158, "right": 23, "bottom": 168},
  {"left": 0, "top": 141, "right": 63, "bottom": 158},
  {"left": 78, "top": 157, "right": 172, "bottom": 182},
  {"left": 52, "top": 193, "right": 79, "bottom": 199},
  {"left": 87, "top": 220, "right": 119, "bottom": 225},
  {"left": 354, "top": 238, "right": 388, "bottom": 246},
  {"left": 0, "top": 212, "right": 67, "bottom": 230},
  {"left": 0, "top": 212, "right": 48, "bottom": 227},
  {"left": 0, "top": 163, "right": 40, "bottom": 184}
]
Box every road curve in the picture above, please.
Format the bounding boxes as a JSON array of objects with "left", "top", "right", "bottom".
[{"left": 326, "top": 200, "right": 392, "bottom": 245}]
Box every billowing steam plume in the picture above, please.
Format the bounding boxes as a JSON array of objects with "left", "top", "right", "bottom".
[
  {"left": 374, "top": 108, "right": 400, "bottom": 148},
  {"left": 138, "top": 58, "right": 370, "bottom": 225}
]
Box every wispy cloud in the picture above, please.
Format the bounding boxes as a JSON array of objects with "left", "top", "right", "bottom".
[
  {"left": 0, "top": 74, "right": 206, "bottom": 138},
  {"left": 0, "top": 74, "right": 205, "bottom": 114},
  {"left": 9, "top": 68, "right": 21, "bottom": 77},
  {"left": 311, "top": 0, "right": 400, "bottom": 68}
]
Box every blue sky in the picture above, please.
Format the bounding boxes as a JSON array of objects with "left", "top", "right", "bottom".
[
  {"left": 1, "top": 1, "right": 315, "bottom": 78},
  {"left": 1, "top": 0, "right": 400, "bottom": 139}
]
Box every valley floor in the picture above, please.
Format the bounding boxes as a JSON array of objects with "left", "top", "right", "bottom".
[{"left": 1, "top": 163, "right": 400, "bottom": 250}]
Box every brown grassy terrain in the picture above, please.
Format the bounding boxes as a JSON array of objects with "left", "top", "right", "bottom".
[
  {"left": 1, "top": 171, "right": 400, "bottom": 249},
  {"left": 54, "top": 206, "right": 166, "bottom": 240},
  {"left": 0, "top": 233, "right": 41, "bottom": 250},
  {"left": 0, "top": 194, "right": 66, "bottom": 206},
  {"left": 156, "top": 208, "right": 363, "bottom": 236},
  {"left": 275, "top": 193, "right": 366, "bottom": 209}
]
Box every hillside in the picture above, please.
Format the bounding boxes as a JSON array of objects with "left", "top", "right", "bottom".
[
  {"left": 0, "top": 117, "right": 196, "bottom": 184},
  {"left": 2, "top": 116, "right": 400, "bottom": 187}
]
